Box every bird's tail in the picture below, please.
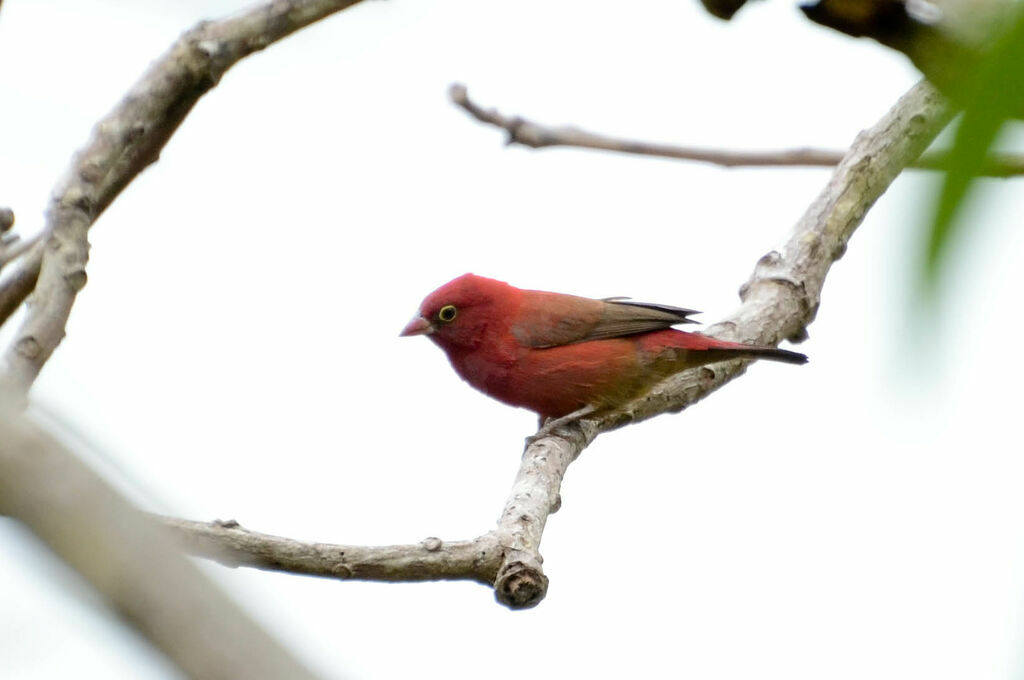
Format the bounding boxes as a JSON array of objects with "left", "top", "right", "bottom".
[
  {"left": 670, "top": 332, "right": 808, "bottom": 366},
  {"left": 644, "top": 330, "right": 808, "bottom": 371},
  {"left": 720, "top": 346, "right": 808, "bottom": 365}
]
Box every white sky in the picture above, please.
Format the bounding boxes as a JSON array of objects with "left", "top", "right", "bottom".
[{"left": 2, "top": 1, "right": 1024, "bottom": 679}]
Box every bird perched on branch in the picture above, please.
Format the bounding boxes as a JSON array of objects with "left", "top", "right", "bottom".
[{"left": 401, "top": 273, "right": 806, "bottom": 424}]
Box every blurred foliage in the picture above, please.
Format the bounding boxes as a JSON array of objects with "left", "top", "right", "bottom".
[{"left": 922, "top": 3, "right": 1024, "bottom": 302}]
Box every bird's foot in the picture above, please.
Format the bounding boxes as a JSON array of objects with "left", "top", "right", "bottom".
[{"left": 525, "top": 405, "right": 598, "bottom": 447}]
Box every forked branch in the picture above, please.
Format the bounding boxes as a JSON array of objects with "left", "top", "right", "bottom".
[
  {"left": 0, "top": 0, "right": 366, "bottom": 402},
  {"left": 162, "top": 81, "right": 953, "bottom": 609}
]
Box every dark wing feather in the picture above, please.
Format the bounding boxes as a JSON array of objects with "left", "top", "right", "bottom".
[
  {"left": 513, "top": 291, "right": 701, "bottom": 349},
  {"left": 579, "top": 300, "right": 700, "bottom": 342},
  {"left": 600, "top": 299, "right": 700, "bottom": 323}
]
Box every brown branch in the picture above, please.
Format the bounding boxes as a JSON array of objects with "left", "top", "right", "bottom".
[
  {"left": 164, "top": 81, "right": 953, "bottom": 609},
  {"left": 0, "top": 412, "right": 321, "bottom": 679},
  {"left": 449, "top": 83, "right": 1017, "bottom": 176},
  {"left": 0, "top": 0, "right": 365, "bottom": 404}
]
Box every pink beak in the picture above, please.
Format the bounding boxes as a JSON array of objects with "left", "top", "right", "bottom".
[{"left": 400, "top": 315, "right": 433, "bottom": 337}]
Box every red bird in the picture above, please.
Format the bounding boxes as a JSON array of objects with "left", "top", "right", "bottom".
[{"left": 401, "top": 274, "right": 806, "bottom": 423}]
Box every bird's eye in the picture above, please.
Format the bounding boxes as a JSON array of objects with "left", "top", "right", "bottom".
[{"left": 437, "top": 305, "right": 458, "bottom": 323}]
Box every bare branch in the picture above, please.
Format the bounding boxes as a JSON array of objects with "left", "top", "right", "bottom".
[
  {"left": 166, "top": 425, "right": 577, "bottom": 609},
  {"left": 0, "top": 0, "right": 365, "bottom": 403},
  {"left": 160, "top": 517, "right": 501, "bottom": 585},
  {"left": 449, "top": 83, "right": 1014, "bottom": 175},
  {"left": 163, "top": 81, "right": 953, "bottom": 608},
  {"left": 160, "top": 423, "right": 583, "bottom": 609},
  {"left": 591, "top": 80, "right": 953, "bottom": 430},
  {"left": 0, "top": 412, "right": 321, "bottom": 680},
  {"left": 489, "top": 428, "right": 579, "bottom": 606}
]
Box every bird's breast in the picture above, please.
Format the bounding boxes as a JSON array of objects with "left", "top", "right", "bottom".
[{"left": 446, "top": 346, "right": 517, "bottom": 395}]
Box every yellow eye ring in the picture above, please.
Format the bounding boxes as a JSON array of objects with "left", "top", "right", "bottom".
[{"left": 437, "top": 305, "right": 457, "bottom": 323}]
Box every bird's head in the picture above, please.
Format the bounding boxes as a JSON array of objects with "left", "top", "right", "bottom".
[{"left": 400, "top": 273, "right": 514, "bottom": 353}]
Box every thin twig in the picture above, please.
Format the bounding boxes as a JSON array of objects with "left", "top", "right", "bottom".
[
  {"left": 163, "top": 81, "right": 953, "bottom": 609},
  {"left": 161, "top": 518, "right": 501, "bottom": 584},
  {"left": 449, "top": 83, "right": 1011, "bottom": 175},
  {"left": 0, "top": 0, "right": 365, "bottom": 403}
]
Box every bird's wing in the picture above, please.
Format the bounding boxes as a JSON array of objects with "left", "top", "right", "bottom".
[{"left": 512, "top": 291, "right": 700, "bottom": 349}]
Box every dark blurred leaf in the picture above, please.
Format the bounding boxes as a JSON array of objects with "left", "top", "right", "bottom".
[
  {"left": 922, "top": 4, "right": 1024, "bottom": 299},
  {"left": 700, "top": 0, "right": 751, "bottom": 20},
  {"left": 800, "top": 0, "right": 914, "bottom": 39},
  {"left": 801, "top": 0, "right": 974, "bottom": 94}
]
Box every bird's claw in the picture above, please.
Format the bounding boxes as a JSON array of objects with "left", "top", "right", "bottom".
[{"left": 524, "top": 405, "right": 598, "bottom": 447}]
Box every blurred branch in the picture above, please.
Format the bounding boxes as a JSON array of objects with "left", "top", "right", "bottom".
[
  {"left": 0, "top": 244, "right": 42, "bottom": 327},
  {"left": 0, "top": 0, "right": 371, "bottom": 674},
  {"left": 167, "top": 80, "right": 952, "bottom": 609},
  {"left": 0, "top": 0, "right": 366, "bottom": 403},
  {"left": 0, "top": 230, "right": 43, "bottom": 268},
  {"left": 0, "top": 205, "right": 36, "bottom": 327},
  {"left": 0, "top": 411, "right": 321, "bottom": 679},
  {"left": 450, "top": 83, "right": 1018, "bottom": 175},
  {"left": 0, "top": 207, "right": 33, "bottom": 275}
]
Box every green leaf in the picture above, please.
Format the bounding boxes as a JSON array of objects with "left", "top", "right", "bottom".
[{"left": 921, "top": 6, "right": 1024, "bottom": 300}]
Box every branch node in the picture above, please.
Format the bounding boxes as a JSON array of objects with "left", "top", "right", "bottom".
[
  {"left": 196, "top": 39, "right": 221, "bottom": 58},
  {"left": 126, "top": 122, "right": 148, "bottom": 143},
  {"left": 65, "top": 269, "right": 88, "bottom": 292},
  {"left": 56, "top": 187, "right": 95, "bottom": 218},
  {"left": 756, "top": 250, "right": 783, "bottom": 268},
  {"left": 740, "top": 249, "right": 813, "bottom": 318},
  {"left": 78, "top": 161, "right": 104, "bottom": 184},
  {"left": 15, "top": 336, "right": 41, "bottom": 359}
]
